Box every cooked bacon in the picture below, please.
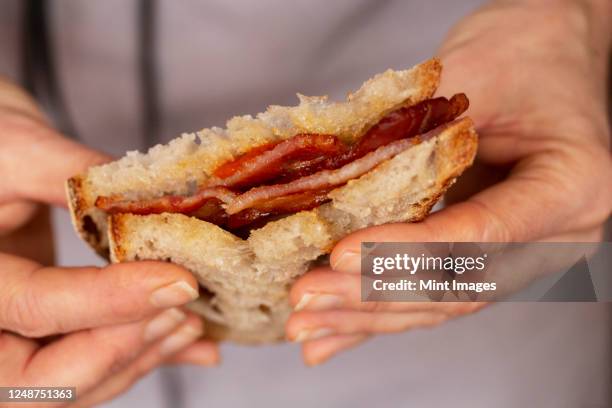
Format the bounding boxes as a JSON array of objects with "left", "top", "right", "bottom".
[
  {"left": 224, "top": 135, "right": 424, "bottom": 214},
  {"left": 224, "top": 189, "right": 332, "bottom": 230},
  {"left": 250, "top": 188, "right": 332, "bottom": 213},
  {"left": 96, "top": 187, "right": 237, "bottom": 215},
  {"left": 210, "top": 94, "right": 469, "bottom": 185},
  {"left": 349, "top": 93, "right": 468, "bottom": 158},
  {"left": 95, "top": 94, "right": 469, "bottom": 231},
  {"left": 167, "top": 189, "right": 332, "bottom": 235},
  {"left": 187, "top": 198, "right": 228, "bottom": 225},
  {"left": 211, "top": 134, "right": 345, "bottom": 188},
  {"left": 213, "top": 143, "right": 278, "bottom": 179}
]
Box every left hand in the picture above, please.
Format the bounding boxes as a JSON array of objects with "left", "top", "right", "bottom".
[
  {"left": 286, "top": 0, "right": 612, "bottom": 366},
  {"left": 0, "top": 86, "right": 219, "bottom": 406}
]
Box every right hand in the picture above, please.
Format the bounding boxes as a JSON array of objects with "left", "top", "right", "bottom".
[
  {"left": 0, "top": 100, "right": 219, "bottom": 407},
  {"left": 287, "top": 0, "right": 612, "bottom": 365}
]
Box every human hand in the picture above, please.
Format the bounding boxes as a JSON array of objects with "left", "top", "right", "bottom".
[
  {"left": 286, "top": 0, "right": 612, "bottom": 365},
  {"left": 0, "top": 96, "right": 218, "bottom": 407}
]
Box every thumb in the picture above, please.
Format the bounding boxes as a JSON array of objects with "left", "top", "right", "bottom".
[
  {"left": 330, "top": 162, "right": 576, "bottom": 273},
  {"left": 0, "top": 113, "right": 110, "bottom": 207}
]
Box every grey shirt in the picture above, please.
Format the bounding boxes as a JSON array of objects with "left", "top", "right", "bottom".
[{"left": 1, "top": 1, "right": 610, "bottom": 407}]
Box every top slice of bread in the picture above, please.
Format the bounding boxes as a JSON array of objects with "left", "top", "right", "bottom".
[{"left": 66, "top": 58, "right": 478, "bottom": 343}]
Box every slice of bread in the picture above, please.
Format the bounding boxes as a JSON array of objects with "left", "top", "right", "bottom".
[{"left": 66, "top": 58, "right": 478, "bottom": 343}]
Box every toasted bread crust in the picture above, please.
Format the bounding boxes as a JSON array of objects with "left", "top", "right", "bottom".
[{"left": 66, "top": 176, "right": 110, "bottom": 258}]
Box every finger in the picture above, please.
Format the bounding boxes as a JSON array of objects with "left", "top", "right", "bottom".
[
  {"left": 0, "top": 115, "right": 110, "bottom": 206},
  {"left": 165, "top": 341, "right": 221, "bottom": 366},
  {"left": 286, "top": 310, "right": 446, "bottom": 342},
  {"left": 290, "top": 268, "right": 486, "bottom": 315},
  {"left": 0, "top": 205, "right": 55, "bottom": 267},
  {"left": 16, "top": 308, "right": 200, "bottom": 397},
  {"left": 301, "top": 334, "right": 368, "bottom": 366},
  {"left": 73, "top": 315, "right": 207, "bottom": 408},
  {"left": 0, "top": 200, "right": 38, "bottom": 233},
  {"left": 0, "top": 331, "right": 39, "bottom": 375},
  {"left": 0, "top": 254, "right": 199, "bottom": 337}
]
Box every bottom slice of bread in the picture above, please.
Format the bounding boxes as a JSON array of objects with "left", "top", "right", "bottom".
[{"left": 108, "top": 118, "right": 477, "bottom": 343}]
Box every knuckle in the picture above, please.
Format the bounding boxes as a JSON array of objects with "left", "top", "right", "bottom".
[
  {"left": 96, "top": 336, "right": 136, "bottom": 375},
  {"left": 554, "top": 144, "right": 612, "bottom": 230},
  {"left": 101, "top": 268, "right": 144, "bottom": 321},
  {"left": 451, "top": 200, "right": 514, "bottom": 242},
  {"left": 363, "top": 315, "right": 380, "bottom": 333},
  {"left": 107, "top": 296, "right": 141, "bottom": 322},
  {"left": 3, "top": 283, "right": 51, "bottom": 338},
  {"left": 470, "top": 200, "right": 514, "bottom": 242},
  {"left": 107, "top": 265, "right": 138, "bottom": 292},
  {"left": 362, "top": 302, "right": 383, "bottom": 313},
  {"left": 0, "top": 201, "right": 39, "bottom": 234},
  {"left": 0, "top": 112, "right": 40, "bottom": 141}
]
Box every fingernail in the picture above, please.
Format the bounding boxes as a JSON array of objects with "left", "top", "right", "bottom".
[
  {"left": 159, "top": 323, "right": 203, "bottom": 356},
  {"left": 144, "top": 308, "right": 186, "bottom": 342},
  {"left": 150, "top": 281, "right": 199, "bottom": 308},
  {"left": 293, "top": 328, "right": 335, "bottom": 343},
  {"left": 294, "top": 293, "right": 344, "bottom": 311},
  {"left": 331, "top": 250, "right": 360, "bottom": 273}
]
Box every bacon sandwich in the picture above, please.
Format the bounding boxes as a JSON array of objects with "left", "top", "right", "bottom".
[{"left": 66, "top": 58, "right": 478, "bottom": 343}]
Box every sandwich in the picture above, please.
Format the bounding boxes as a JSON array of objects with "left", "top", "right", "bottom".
[{"left": 66, "top": 58, "right": 478, "bottom": 343}]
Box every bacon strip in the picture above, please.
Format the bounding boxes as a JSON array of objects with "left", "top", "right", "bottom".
[
  {"left": 224, "top": 135, "right": 424, "bottom": 214},
  {"left": 349, "top": 93, "right": 468, "bottom": 158},
  {"left": 211, "top": 134, "right": 345, "bottom": 188},
  {"left": 224, "top": 189, "right": 332, "bottom": 230},
  {"left": 96, "top": 187, "right": 237, "bottom": 215}
]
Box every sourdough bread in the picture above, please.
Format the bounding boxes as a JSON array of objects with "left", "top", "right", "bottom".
[
  {"left": 108, "top": 119, "right": 477, "bottom": 343},
  {"left": 66, "top": 58, "right": 478, "bottom": 343}
]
